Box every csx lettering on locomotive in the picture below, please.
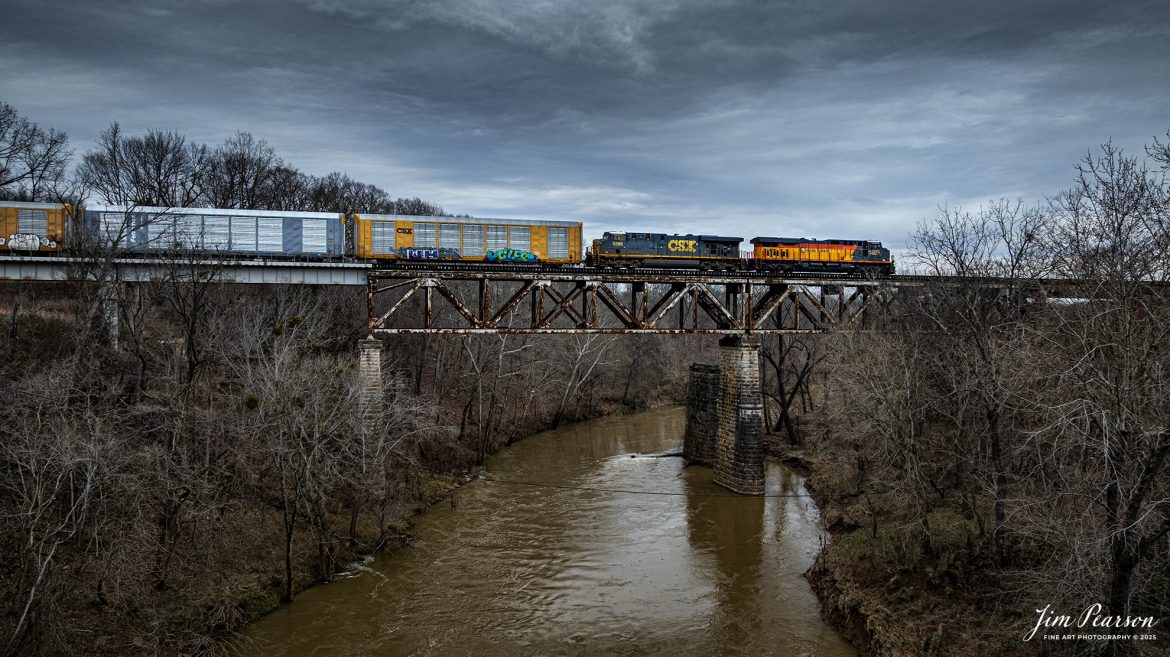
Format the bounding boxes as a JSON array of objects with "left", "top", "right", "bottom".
[{"left": 667, "top": 239, "right": 697, "bottom": 252}]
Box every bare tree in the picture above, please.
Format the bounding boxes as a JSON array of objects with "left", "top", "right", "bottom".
[
  {"left": 0, "top": 372, "right": 121, "bottom": 657},
  {"left": 553, "top": 334, "right": 617, "bottom": 423},
  {"left": 0, "top": 101, "right": 72, "bottom": 201},
  {"left": 304, "top": 171, "right": 391, "bottom": 214},
  {"left": 823, "top": 329, "right": 943, "bottom": 553},
  {"left": 460, "top": 334, "right": 536, "bottom": 461},
  {"left": 78, "top": 123, "right": 210, "bottom": 207},
  {"left": 761, "top": 332, "right": 821, "bottom": 445},
  {"left": 201, "top": 131, "right": 282, "bottom": 209},
  {"left": 1039, "top": 142, "right": 1170, "bottom": 655},
  {"left": 263, "top": 165, "right": 313, "bottom": 211},
  {"left": 908, "top": 198, "right": 1052, "bottom": 562},
  {"left": 155, "top": 256, "right": 224, "bottom": 386},
  {"left": 390, "top": 196, "right": 445, "bottom": 216}
]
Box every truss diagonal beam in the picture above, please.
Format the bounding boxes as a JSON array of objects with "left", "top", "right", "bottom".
[
  {"left": 432, "top": 281, "right": 480, "bottom": 326},
  {"left": 596, "top": 283, "right": 640, "bottom": 328},
  {"left": 693, "top": 284, "right": 740, "bottom": 329},
  {"left": 798, "top": 285, "right": 837, "bottom": 327},
  {"left": 489, "top": 280, "right": 536, "bottom": 326},
  {"left": 372, "top": 279, "right": 425, "bottom": 329},
  {"left": 539, "top": 282, "right": 586, "bottom": 328},
  {"left": 752, "top": 286, "right": 791, "bottom": 329},
  {"left": 648, "top": 283, "right": 691, "bottom": 328}
]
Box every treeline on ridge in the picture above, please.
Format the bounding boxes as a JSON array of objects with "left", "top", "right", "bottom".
[{"left": 1, "top": 100, "right": 446, "bottom": 216}]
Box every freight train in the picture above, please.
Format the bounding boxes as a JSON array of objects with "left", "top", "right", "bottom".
[{"left": 0, "top": 201, "right": 894, "bottom": 276}]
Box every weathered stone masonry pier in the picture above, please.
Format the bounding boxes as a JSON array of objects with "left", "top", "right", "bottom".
[
  {"left": 683, "top": 363, "right": 720, "bottom": 466},
  {"left": 684, "top": 336, "right": 765, "bottom": 495}
]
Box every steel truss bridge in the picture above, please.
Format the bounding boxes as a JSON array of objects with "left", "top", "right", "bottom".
[{"left": 366, "top": 264, "right": 1084, "bottom": 335}]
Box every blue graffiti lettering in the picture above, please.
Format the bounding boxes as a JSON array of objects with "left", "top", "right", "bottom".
[
  {"left": 398, "top": 247, "right": 461, "bottom": 260},
  {"left": 486, "top": 248, "right": 538, "bottom": 263}
]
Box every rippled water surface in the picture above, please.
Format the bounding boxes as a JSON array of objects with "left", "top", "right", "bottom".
[{"left": 244, "top": 406, "right": 856, "bottom": 657}]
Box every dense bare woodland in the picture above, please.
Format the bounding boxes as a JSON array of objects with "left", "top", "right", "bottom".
[
  {"left": 0, "top": 277, "right": 700, "bottom": 655},
  {"left": 774, "top": 136, "right": 1170, "bottom": 656}
]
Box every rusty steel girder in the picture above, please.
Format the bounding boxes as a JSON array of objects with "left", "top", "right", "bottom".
[{"left": 366, "top": 268, "right": 900, "bottom": 335}]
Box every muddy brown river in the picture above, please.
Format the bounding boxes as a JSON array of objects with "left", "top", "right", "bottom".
[{"left": 244, "top": 406, "right": 857, "bottom": 656}]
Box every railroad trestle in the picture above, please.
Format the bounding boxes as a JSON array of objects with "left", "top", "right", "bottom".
[{"left": 366, "top": 268, "right": 902, "bottom": 335}]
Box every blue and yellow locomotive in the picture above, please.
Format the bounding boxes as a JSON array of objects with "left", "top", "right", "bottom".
[{"left": 588, "top": 231, "right": 742, "bottom": 269}]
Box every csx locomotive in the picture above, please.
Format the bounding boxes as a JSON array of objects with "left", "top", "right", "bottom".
[
  {"left": 589, "top": 231, "right": 894, "bottom": 276},
  {"left": 0, "top": 201, "right": 894, "bottom": 276}
]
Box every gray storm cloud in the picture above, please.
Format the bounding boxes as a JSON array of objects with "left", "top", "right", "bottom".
[{"left": 0, "top": 0, "right": 1167, "bottom": 247}]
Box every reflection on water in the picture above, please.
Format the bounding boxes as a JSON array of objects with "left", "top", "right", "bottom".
[{"left": 244, "top": 406, "right": 856, "bottom": 657}]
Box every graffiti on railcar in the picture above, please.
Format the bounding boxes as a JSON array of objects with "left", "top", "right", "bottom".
[
  {"left": 7, "top": 234, "right": 57, "bottom": 250},
  {"left": 486, "top": 248, "right": 538, "bottom": 263},
  {"left": 397, "top": 247, "right": 461, "bottom": 260}
]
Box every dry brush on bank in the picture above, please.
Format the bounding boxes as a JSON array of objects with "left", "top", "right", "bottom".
[
  {"left": 797, "top": 137, "right": 1170, "bottom": 657},
  {"left": 0, "top": 271, "right": 703, "bottom": 657}
]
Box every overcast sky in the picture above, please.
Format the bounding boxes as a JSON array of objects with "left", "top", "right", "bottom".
[{"left": 2, "top": 0, "right": 1168, "bottom": 249}]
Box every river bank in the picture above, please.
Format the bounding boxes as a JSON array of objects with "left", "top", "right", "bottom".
[
  {"left": 767, "top": 435, "right": 1033, "bottom": 657},
  {"left": 214, "top": 399, "right": 683, "bottom": 650},
  {"left": 241, "top": 410, "right": 960, "bottom": 657},
  {"left": 241, "top": 406, "right": 857, "bottom": 656}
]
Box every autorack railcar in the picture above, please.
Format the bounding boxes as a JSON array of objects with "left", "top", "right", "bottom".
[
  {"left": 0, "top": 201, "right": 72, "bottom": 253},
  {"left": 589, "top": 231, "right": 743, "bottom": 268},
  {"left": 750, "top": 237, "right": 893, "bottom": 276},
  {"left": 353, "top": 213, "right": 583, "bottom": 264},
  {"left": 83, "top": 205, "right": 346, "bottom": 257}
]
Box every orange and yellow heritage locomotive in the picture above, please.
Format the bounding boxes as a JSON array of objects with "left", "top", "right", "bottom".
[{"left": 750, "top": 236, "right": 894, "bottom": 276}]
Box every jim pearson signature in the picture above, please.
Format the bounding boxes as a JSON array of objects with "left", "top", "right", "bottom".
[{"left": 1025, "top": 604, "right": 1159, "bottom": 642}]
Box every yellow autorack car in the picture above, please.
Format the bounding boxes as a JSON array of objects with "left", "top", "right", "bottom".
[
  {"left": 353, "top": 214, "right": 583, "bottom": 264},
  {"left": 0, "top": 201, "right": 72, "bottom": 253}
]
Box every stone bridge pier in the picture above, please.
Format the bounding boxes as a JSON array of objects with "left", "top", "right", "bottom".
[
  {"left": 683, "top": 364, "right": 720, "bottom": 465},
  {"left": 685, "top": 335, "right": 765, "bottom": 495},
  {"left": 358, "top": 337, "right": 384, "bottom": 419}
]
